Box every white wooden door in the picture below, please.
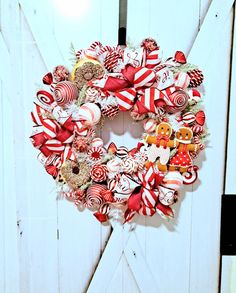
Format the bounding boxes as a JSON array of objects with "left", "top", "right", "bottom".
[{"left": 0, "top": 0, "right": 235, "bottom": 292}]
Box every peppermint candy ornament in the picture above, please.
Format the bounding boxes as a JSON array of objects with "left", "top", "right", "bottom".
[
  {"left": 30, "top": 38, "right": 207, "bottom": 224},
  {"left": 90, "top": 164, "right": 108, "bottom": 182}
]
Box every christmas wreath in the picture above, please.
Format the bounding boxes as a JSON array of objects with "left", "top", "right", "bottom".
[{"left": 30, "top": 38, "right": 207, "bottom": 223}]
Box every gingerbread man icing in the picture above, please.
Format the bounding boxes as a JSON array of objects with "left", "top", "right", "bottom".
[
  {"left": 169, "top": 127, "right": 199, "bottom": 173},
  {"left": 145, "top": 122, "right": 177, "bottom": 172}
]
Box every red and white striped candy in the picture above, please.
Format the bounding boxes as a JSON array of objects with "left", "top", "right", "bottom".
[
  {"left": 116, "top": 146, "right": 128, "bottom": 158},
  {"left": 50, "top": 82, "right": 57, "bottom": 92},
  {"left": 188, "top": 88, "right": 201, "bottom": 104},
  {"left": 193, "top": 136, "right": 205, "bottom": 150},
  {"left": 87, "top": 147, "right": 103, "bottom": 161},
  {"left": 143, "top": 118, "right": 157, "bottom": 133},
  {"left": 182, "top": 112, "right": 196, "bottom": 125},
  {"left": 191, "top": 124, "right": 204, "bottom": 134},
  {"left": 78, "top": 103, "right": 101, "bottom": 125},
  {"left": 122, "top": 157, "right": 138, "bottom": 174},
  {"left": 97, "top": 45, "right": 113, "bottom": 56},
  {"left": 86, "top": 184, "right": 106, "bottom": 208},
  {"left": 37, "top": 90, "right": 55, "bottom": 106},
  {"left": 164, "top": 88, "right": 189, "bottom": 113},
  {"left": 91, "top": 138, "right": 104, "bottom": 148},
  {"left": 89, "top": 41, "right": 102, "bottom": 51},
  {"left": 99, "top": 203, "right": 111, "bottom": 214},
  {"left": 54, "top": 81, "right": 78, "bottom": 107},
  {"left": 182, "top": 166, "right": 199, "bottom": 185},
  {"left": 107, "top": 178, "right": 118, "bottom": 191},
  {"left": 175, "top": 72, "right": 190, "bottom": 88},
  {"left": 104, "top": 51, "right": 121, "bottom": 72},
  {"left": 76, "top": 49, "right": 83, "bottom": 60},
  {"left": 90, "top": 164, "right": 108, "bottom": 182}
]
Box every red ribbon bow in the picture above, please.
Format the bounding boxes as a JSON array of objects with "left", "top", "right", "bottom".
[
  {"left": 30, "top": 104, "right": 76, "bottom": 174},
  {"left": 127, "top": 166, "right": 164, "bottom": 214}
]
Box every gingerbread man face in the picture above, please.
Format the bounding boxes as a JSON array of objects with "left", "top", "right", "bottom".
[
  {"left": 176, "top": 127, "right": 193, "bottom": 142},
  {"left": 156, "top": 122, "right": 172, "bottom": 137}
]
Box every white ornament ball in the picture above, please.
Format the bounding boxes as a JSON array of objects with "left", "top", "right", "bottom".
[
  {"left": 143, "top": 118, "right": 157, "bottom": 133},
  {"left": 162, "top": 171, "right": 183, "bottom": 190},
  {"left": 158, "top": 186, "right": 176, "bottom": 206},
  {"left": 91, "top": 138, "right": 104, "bottom": 148},
  {"left": 78, "top": 103, "right": 101, "bottom": 126},
  {"left": 175, "top": 72, "right": 190, "bottom": 88},
  {"left": 107, "top": 158, "right": 121, "bottom": 173}
]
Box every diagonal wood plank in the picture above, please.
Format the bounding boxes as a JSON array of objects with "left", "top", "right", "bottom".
[
  {"left": 188, "top": 0, "right": 235, "bottom": 64},
  {"left": 124, "top": 232, "right": 159, "bottom": 293},
  {"left": 19, "top": 0, "right": 64, "bottom": 70},
  {"left": 87, "top": 223, "right": 132, "bottom": 292}
]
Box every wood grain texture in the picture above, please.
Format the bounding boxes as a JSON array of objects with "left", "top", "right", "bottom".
[
  {"left": 0, "top": 1, "right": 19, "bottom": 292},
  {"left": 225, "top": 5, "right": 236, "bottom": 194}
]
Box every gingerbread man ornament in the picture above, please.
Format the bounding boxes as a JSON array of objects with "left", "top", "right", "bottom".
[
  {"left": 169, "top": 127, "right": 199, "bottom": 173},
  {"left": 145, "top": 122, "right": 177, "bottom": 172}
]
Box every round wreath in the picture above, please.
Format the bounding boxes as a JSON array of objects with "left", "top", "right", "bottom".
[{"left": 30, "top": 38, "right": 207, "bottom": 223}]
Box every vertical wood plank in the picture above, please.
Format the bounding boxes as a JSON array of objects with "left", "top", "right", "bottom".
[
  {"left": 51, "top": 1, "right": 119, "bottom": 291},
  {"left": 225, "top": 5, "right": 236, "bottom": 194},
  {"left": 0, "top": 1, "right": 20, "bottom": 292},
  {"left": 0, "top": 78, "right": 5, "bottom": 293},
  {"left": 188, "top": 9, "right": 234, "bottom": 293},
  {"left": 17, "top": 8, "right": 59, "bottom": 293}
]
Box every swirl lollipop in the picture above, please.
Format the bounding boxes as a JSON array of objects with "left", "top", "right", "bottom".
[{"left": 165, "top": 89, "right": 189, "bottom": 113}]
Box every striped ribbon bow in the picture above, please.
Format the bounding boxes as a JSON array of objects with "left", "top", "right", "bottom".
[
  {"left": 125, "top": 166, "right": 163, "bottom": 221},
  {"left": 30, "top": 103, "right": 76, "bottom": 175},
  {"left": 125, "top": 166, "right": 176, "bottom": 222},
  {"left": 94, "top": 65, "right": 180, "bottom": 114}
]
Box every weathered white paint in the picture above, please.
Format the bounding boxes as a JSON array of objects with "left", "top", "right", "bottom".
[
  {"left": 225, "top": 4, "right": 236, "bottom": 194},
  {"left": 0, "top": 0, "right": 235, "bottom": 292},
  {"left": 0, "top": 1, "right": 19, "bottom": 292}
]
